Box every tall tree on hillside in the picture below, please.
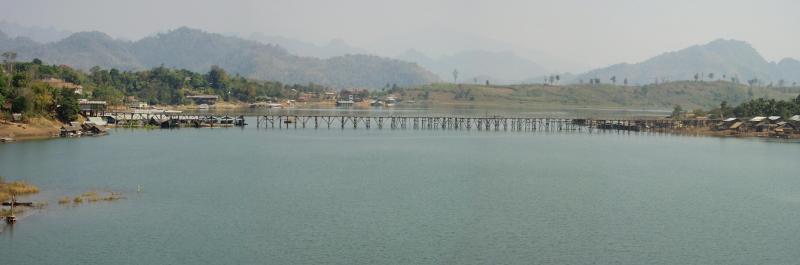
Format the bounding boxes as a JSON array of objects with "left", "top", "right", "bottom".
[
  {"left": 208, "top": 65, "right": 229, "bottom": 91},
  {"left": 2, "top": 51, "right": 17, "bottom": 87},
  {"left": 452, "top": 69, "right": 459, "bottom": 83},
  {"left": 671, "top": 105, "right": 684, "bottom": 119}
]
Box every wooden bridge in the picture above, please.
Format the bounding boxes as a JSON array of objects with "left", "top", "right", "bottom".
[
  {"left": 99, "top": 112, "right": 719, "bottom": 132},
  {"left": 254, "top": 115, "right": 719, "bottom": 132}
]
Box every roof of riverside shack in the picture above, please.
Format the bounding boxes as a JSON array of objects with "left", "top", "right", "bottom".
[
  {"left": 749, "top": 116, "right": 767, "bottom": 122},
  {"left": 791, "top": 115, "right": 800, "bottom": 121},
  {"left": 768, "top": 116, "right": 782, "bottom": 121},
  {"left": 723, "top": 117, "right": 738, "bottom": 122}
]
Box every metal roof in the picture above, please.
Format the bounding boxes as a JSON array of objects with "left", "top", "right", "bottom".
[
  {"left": 723, "top": 117, "right": 737, "bottom": 122},
  {"left": 749, "top": 116, "right": 767, "bottom": 122},
  {"left": 791, "top": 115, "right": 800, "bottom": 121},
  {"left": 768, "top": 116, "right": 782, "bottom": 121}
]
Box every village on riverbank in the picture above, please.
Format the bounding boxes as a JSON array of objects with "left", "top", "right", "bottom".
[{"left": 2, "top": 58, "right": 800, "bottom": 142}]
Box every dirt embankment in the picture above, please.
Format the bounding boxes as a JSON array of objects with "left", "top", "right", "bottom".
[{"left": 0, "top": 117, "right": 62, "bottom": 140}]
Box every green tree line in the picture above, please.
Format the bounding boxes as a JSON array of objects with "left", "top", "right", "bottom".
[{"left": 1, "top": 58, "right": 332, "bottom": 121}]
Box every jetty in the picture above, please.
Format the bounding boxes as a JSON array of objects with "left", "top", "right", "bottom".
[{"left": 99, "top": 112, "right": 246, "bottom": 128}]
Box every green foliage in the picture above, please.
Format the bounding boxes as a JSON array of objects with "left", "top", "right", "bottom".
[
  {"left": 672, "top": 105, "right": 684, "bottom": 119},
  {"left": 0, "top": 59, "right": 335, "bottom": 120},
  {"left": 11, "top": 91, "right": 31, "bottom": 113},
  {"left": 731, "top": 96, "right": 800, "bottom": 118},
  {"left": 55, "top": 89, "right": 79, "bottom": 122}
]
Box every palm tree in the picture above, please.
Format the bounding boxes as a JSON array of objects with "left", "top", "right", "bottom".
[{"left": 452, "top": 69, "right": 459, "bottom": 83}]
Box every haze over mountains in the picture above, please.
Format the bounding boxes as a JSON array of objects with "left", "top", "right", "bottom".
[
  {"left": 579, "top": 39, "right": 800, "bottom": 85},
  {"left": 0, "top": 27, "right": 438, "bottom": 88},
  {"left": 1, "top": 24, "right": 798, "bottom": 88}
]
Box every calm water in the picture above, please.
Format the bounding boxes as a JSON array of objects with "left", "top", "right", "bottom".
[{"left": 1, "top": 125, "right": 799, "bottom": 264}]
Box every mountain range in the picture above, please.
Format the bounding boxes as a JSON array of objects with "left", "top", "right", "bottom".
[
  {"left": 578, "top": 39, "right": 800, "bottom": 85},
  {"left": 1, "top": 24, "right": 798, "bottom": 88},
  {"left": 244, "top": 33, "right": 368, "bottom": 59},
  {"left": 0, "top": 27, "right": 439, "bottom": 88},
  {"left": 0, "top": 20, "right": 72, "bottom": 43}
]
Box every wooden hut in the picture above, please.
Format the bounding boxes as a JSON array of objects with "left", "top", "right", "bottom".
[{"left": 60, "top": 124, "right": 82, "bottom": 137}]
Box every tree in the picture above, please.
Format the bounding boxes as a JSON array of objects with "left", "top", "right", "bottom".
[
  {"left": 207, "top": 65, "right": 229, "bottom": 92},
  {"left": 671, "top": 105, "right": 684, "bottom": 119},
  {"left": 610, "top": 76, "right": 617, "bottom": 85},
  {"left": 793, "top": 82, "right": 797, "bottom": 87},
  {"left": 778, "top": 79, "right": 785, "bottom": 87},
  {"left": 55, "top": 89, "right": 79, "bottom": 122},
  {"left": 555, "top": 75, "right": 560, "bottom": 85},
  {"left": 694, "top": 73, "right": 699, "bottom": 82},
  {"left": 32, "top": 58, "right": 43, "bottom": 65},
  {"left": 11, "top": 92, "right": 31, "bottom": 114},
  {"left": 719, "top": 101, "right": 732, "bottom": 119},
  {"left": 623, "top": 78, "right": 628, "bottom": 86},
  {"left": 485, "top": 80, "right": 490, "bottom": 86},
  {"left": 708, "top": 73, "right": 714, "bottom": 80},
  {"left": 2, "top": 51, "right": 17, "bottom": 87},
  {"left": 452, "top": 69, "right": 459, "bottom": 83}
]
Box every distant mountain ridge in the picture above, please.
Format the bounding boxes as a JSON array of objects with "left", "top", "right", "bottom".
[
  {"left": 245, "top": 33, "right": 368, "bottom": 59},
  {"left": 0, "top": 20, "right": 72, "bottom": 43},
  {"left": 578, "top": 39, "right": 800, "bottom": 85},
  {"left": 0, "top": 27, "right": 439, "bottom": 88}
]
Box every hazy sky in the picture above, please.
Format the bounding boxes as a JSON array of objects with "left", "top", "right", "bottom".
[{"left": 2, "top": 0, "right": 798, "bottom": 70}]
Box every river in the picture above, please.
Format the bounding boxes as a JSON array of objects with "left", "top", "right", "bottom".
[{"left": 1, "top": 118, "right": 799, "bottom": 264}]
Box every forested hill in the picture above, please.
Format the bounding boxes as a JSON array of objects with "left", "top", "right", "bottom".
[
  {"left": 578, "top": 39, "right": 800, "bottom": 86},
  {"left": 0, "top": 27, "right": 439, "bottom": 88}
]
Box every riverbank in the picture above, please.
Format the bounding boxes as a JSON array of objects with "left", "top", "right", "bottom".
[{"left": 0, "top": 117, "right": 62, "bottom": 141}]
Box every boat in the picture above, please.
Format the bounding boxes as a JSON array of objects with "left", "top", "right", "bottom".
[
  {"left": 5, "top": 215, "right": 16, "bottom": 224},
  {"left": 336, "top": 100, "right": 355, "bottom": 107},
  {"left": 385, "top": 97, "right": 397, "bottom": 107},
  {"left": 234, "top": 116, "right": 247, "bottom": 126},
  {"left": 4, "top": 198, "right": 17, "bottom": 224}
]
